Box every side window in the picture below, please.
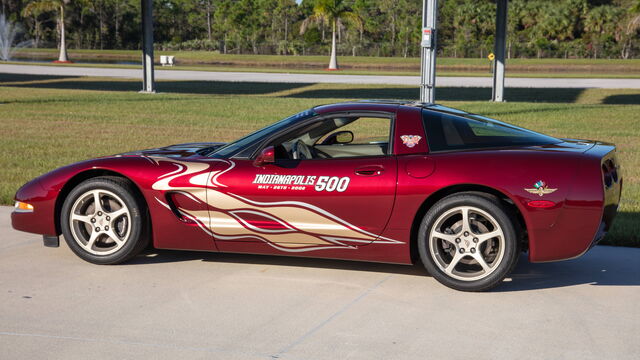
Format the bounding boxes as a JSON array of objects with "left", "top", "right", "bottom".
[
  {"left": 422, "top": 110, "right": 558, "bottom": 152},
  {"left": 272, "top": 115, "right": 393, "bottom": 160},
  {"left": 318, "top": 117, "right": 391, "bottom": 145}
]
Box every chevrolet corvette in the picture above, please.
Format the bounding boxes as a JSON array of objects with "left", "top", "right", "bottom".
[{"left": 11, "top": 100, "right": 622, "bottom": 291}]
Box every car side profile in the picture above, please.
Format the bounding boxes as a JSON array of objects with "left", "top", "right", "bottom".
[{"left": 11, "top": 100, "right": 622, "bottom": 291}]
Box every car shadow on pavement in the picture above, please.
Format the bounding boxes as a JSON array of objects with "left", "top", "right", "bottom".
[
  {"left": 128, "top": 249, "right": 431, "bottom": 277},
  {"left": 128, "top": 245, "right": 638, "bottom": 291},
  {"left": 495, "top": 247, "right": 640, "bottom": 292}
]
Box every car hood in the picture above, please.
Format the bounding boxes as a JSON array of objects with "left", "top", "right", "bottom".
[{"left": 117, "top": 142, "right": 227, "bottom": 158}]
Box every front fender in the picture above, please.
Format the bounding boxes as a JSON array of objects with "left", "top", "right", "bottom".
[{"left": 12, "top": 156, "right": 163, "bottom": 236}]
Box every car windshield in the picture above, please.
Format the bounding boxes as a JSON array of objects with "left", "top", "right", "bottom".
[{"left": 209, "top": 109, "right": 317, "bottom": 158}]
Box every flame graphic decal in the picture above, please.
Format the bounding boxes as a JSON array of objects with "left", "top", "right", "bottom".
[{"left": 149, "top": 157, "right": 403, "bottom": 252}]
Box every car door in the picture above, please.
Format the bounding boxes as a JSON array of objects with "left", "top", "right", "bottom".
[{"left": 206, "top": 113, "right": 398, "bottom": 253}]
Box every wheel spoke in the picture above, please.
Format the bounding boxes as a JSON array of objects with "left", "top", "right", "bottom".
[
  {"left": 92, "top": 191, "right": 103, "bottom": 213},
  {"left": 71, "top": 213, "right": 93, "bottom": 224},
  {"left": 472, "top": 253, "right": 491, "bottom": 272},
  {"left": 105, "top": 229, "right": 124, "bottom": 246},
  {"left": 84, "top": 230, "right": 99, "bottom": 251},
  {"left": 476, "top": 230, "right": 502, "bottom": 244},
  {"left": 432, "top": 230, "right": 458, "bottom": 245},
  {"left": 444, "top": 252, "right": 465, "bottom": 275},
  {"left": 460, "top": 207, "right": 471, "bottom": 233}
]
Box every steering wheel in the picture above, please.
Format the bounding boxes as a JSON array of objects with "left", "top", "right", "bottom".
[{"left": 292, "top": 140, "right": 313, "bottom": 160}]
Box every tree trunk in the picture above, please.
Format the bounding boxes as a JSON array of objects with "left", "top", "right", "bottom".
[
  {"left": 99, "top": 4, "right": 104, "bottom": 50},
  {"left": 57, "top": 5, "right": 69, "bottom": 62},
  {"left": 206, "top": 0, "right": 212, "bottom": 41},
  {"left": 403, "top": 34, "right": 409, "bottom": 58},
  {"left": 328, "top": 19, "right": 338, "bottom": 70},
  {"left": 115, "top": 2, "right": 121, "bottom": 48},
  {"left": 621, "top": 41, "right": 630, "bottom": 59},
  {"left": 35, "top": 20, "right": 41, "bottom": 48},
  {"left": 390, "top": 13, "right": 396, "bottom": 53},
  {"left": 78, "top": 10, "right": 84, "bottom": 49},
  {"left": 284, "top": 17, "right": 288, "bottom": 55}
]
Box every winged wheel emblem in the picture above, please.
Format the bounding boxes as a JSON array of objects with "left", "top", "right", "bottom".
[{"left": 525, "top": 180, "right": 557, "bottom": 197}]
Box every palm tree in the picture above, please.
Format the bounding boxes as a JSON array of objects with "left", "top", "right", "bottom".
[
  {"left": 22, "top": 0, "right": 71, "bottom": 62},
  {"left": 620, "top": 0, "right": 640, "bottom": 59},
  {"left": 584, "top": 5, "right": 622, "bottom": 59},
  {"left": 300, "top": 0, "right": 362, "bottom": 70}
]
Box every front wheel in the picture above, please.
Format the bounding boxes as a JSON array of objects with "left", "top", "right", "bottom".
[
  {"left": 418, "top": 193, "right": 520, "bottom": 291},
  {"left": 60, "top": 177, "right": 149, "bottom": 264}
]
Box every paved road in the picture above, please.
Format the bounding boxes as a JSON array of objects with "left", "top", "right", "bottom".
[
  {"left": 1, "top": 205, "right": 638, "bottom": 359},
  {"left": 1, "top": 63, "right": 639, "bottom": 88}
]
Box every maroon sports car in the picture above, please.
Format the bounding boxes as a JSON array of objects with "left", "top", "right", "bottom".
[{"left": 12, "top": 101, "right": 622, "bottom": 291}]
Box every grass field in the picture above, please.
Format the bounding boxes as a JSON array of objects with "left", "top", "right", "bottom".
[
  {"left": 0, "top": 73, "right": 638, "bottom": 247},
  {"left": 12, "top": 48, "right": 640, "bottom": 78}
]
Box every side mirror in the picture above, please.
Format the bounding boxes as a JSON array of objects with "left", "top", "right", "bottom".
[
  {"left": 254, "top": 146, "right": 275, "bottom": 167},
  {"left": 322, "top": 130, "right": 354, "bottom": 145}
]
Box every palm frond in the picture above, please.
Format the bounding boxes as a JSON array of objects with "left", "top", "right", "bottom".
[
  {"left": 300, "top": 14, "right": 321, "bottom": 35},
  {"left": 338, "top": 11, "right": 363, "bottom": 32},
  {"left": 22, "top": 0, "right": 62, "bottom": 17}
]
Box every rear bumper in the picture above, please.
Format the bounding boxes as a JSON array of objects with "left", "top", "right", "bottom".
[{"left": 528, "top": 147, "right": 621, "bottom": 263}]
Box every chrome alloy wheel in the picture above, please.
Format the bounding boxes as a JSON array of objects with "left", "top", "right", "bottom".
[
  {"left": 429, "top": 206, "right": 506, "bottom": 282},
  {"left": 69, "top": 189, "right": 131, "bottom": 256}
]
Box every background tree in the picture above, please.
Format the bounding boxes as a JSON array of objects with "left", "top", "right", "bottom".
[
  {"left": 3, "top": 0, "right": 638, "bottom": 60},
  {"left": 301, "top": 0, "right": 362, "bottom": 70},
  {"left": 22, "top": 0, "right": 70, "bottom": 62}
]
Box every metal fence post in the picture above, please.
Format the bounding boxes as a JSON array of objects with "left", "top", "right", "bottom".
[
  {"left": 420, "top": 0, "right": 438, "bottom": 103},
  {"left": 141, "top": 0, "right": 156, "bottom": 93},
  {"left": 492, "top": 0, "right": 508, "bottom": 102}
]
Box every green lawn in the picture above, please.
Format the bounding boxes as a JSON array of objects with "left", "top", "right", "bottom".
[
  {"left": 11, "top": 48, "right": 640, "bottom": 78},
  {"left": 0, "top": 73, "right": 638, "bottom": 247}
]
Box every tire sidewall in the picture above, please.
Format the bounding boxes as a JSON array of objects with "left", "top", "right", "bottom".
[
  {"left": 418, "top": 194, "right": 519, "bottom": 291},
  {"left": 61, "top": 178, "right": 145, "bottom": 265}
]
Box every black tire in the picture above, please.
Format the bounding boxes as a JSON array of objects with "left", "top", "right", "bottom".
[
  {"left": 60, "top": 176, "right": 149, "bottom": 264},
  {"left": 418, "top": 192, "right": 520, "bottom": 292}
]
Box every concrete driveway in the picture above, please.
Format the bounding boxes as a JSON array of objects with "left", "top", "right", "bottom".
[{"left": 1, "top": 205, "right": 638, "bottom": 359}]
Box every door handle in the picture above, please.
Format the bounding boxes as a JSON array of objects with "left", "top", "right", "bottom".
[{"left": 355, "top": 165, "right": 385, "bottom": 176}]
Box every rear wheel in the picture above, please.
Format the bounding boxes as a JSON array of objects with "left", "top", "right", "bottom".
[
  {"left": 60, "top": 177, "right": 149, "bottom": 264},
  {"left": 418, "top": 193, "right": 520, "bottom": 291}
]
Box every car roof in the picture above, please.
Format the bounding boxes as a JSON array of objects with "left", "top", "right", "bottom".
[{"left": 312, "top": 100, "right": 469, "bottom": 116}]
